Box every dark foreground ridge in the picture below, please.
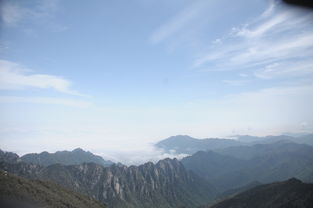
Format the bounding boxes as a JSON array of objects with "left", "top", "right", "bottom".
[
  {"left": 0, "top": 170, "right": 106, "bottom": 208},
  {"left": 208, "top": 178, "right": 313, "bottom": 208}
]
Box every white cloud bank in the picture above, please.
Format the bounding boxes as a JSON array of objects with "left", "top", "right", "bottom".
[
  {"left": 96, "top": 145, "right": 188, "bottom": 165},
  {"left": 0, "top": 125, "right": 188, "bottom": 165},
  {"left": 1, "top": 83, "right": 312, "bottom": 165}
]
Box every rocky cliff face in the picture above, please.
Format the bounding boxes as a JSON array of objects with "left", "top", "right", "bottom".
[{"left": 0, "top": 158, "right": 216, "bottom": 208}]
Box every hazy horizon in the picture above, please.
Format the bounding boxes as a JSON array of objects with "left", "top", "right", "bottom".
[{"left": 2, "top": 132, "right": 312, "bottom": 165}]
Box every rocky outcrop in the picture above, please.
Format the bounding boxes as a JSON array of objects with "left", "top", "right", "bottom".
[
  {"left": 0, "top": 149, "right": 20, "bottom": 163},
  {"left": 0, "top": 158, "right": 216, "bottom": 208}
]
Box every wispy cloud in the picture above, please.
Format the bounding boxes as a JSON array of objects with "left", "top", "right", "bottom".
[
  {"left": 1, "top": 0, "right": 56, "bottom": 25},
  {"left": 255, "top": 60, "right": 313, "bottom": 79},
  {"left": 229, "top": 32, "right": 313, "bottom": 67},
  {"left": 193, "top": 2, "right": 313, "bottom": 80},
  {"left": 0, "top": 2, "right": 26, "bottom": 25},
  {"left": 234, "top": 1, "right": 291, "bottom": 39},
  {"left": 259, "top": 0, "right": 276, "bottom": 19},
  {"left": 235, "top": 12, "right": 289, "bottom": 38},
  {"left": 149, "top": 1, "right": 212, "bottom": 44},
  {"left": 0, "top": 60, "right": 85, "bottom": 96},
  {"left": 0, "top": 0, "right": 66, "bottom": 32}
]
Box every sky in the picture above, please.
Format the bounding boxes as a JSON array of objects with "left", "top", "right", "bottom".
[{"left": 0, "top": 0, "right": 313, "bottom": 164}]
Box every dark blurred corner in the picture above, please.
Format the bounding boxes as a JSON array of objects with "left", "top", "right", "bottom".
[{"left": 282, "top": 0, "right": 313, "bottom": 9}]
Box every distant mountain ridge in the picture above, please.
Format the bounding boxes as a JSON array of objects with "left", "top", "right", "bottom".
[
  {"left": 236, "top": 134, "right": 313, "bottom": 146},
  {"left": 181, "top": 141, "right": 313, "bottom": 192},
  {"left": 235, "top": 135, "right": 293, "bottom": 143},
  {"left": 0, "top": 157, "right": 216, "bottom": 208},
  {"left": 20, "top": 148, "right": 113, "bottom": 167},
  {"left": 208, "top": 178, "right": 313, "bottom": 208},
  {"left": 156, "top": 135, "right": 241, "bottom": 154},
  {"left": 156, "top": 134, "right": 313, "bottom": 154},
  {"left": 214, "top": 140, "right": 313, "bottom": 160}
]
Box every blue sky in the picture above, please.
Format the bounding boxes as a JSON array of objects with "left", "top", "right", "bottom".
[{"left": 1, "top": 0, "right": 313, "bottom": 164}]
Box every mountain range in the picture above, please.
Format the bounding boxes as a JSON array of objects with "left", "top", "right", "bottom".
[
  {"left": 1, "top": 133, "right": 313, "bottom": 207},
  {"left": 156, "top": 134, "right": 313, "bottom": 155},
  {"left": 181, "top": 141, "right": 313, "bottom": 191}
]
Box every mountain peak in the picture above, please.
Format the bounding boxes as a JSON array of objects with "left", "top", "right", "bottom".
[
  {"left": 72, "top": 148, "right": 85, "bottom": 153},
  {"left": 157, "top": 157, "right": 179, "bottom": 164},
  {"left": 156, "top": 135, "right": 241, "bottom": 154},
  {"left": 167, "top": 135, "right": 195, "bottom": 140},
  {"left": 286, "top": 177, "right": 302, "bottom": 184},
  {"left": 0, "top": 149, "right": 20, "bottom": 163},
  {"left": 156, "top": 158, "right": 182, "bottom": 170}
]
